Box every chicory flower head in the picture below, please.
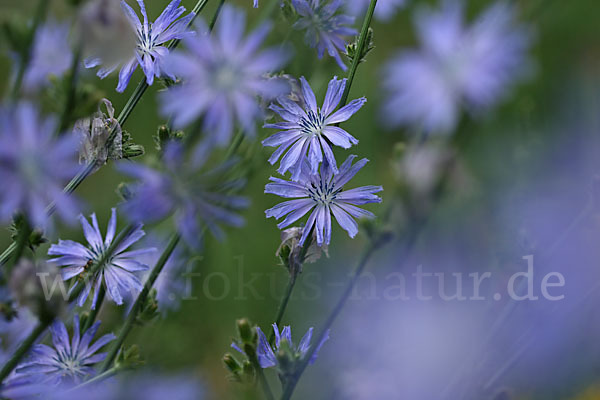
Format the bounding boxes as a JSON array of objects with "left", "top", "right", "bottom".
[
  {"left": 48, "top": 208, "right": 155, "bottom": 308},
  {"left": 263, "top": 76, "right": 365, "bottom": 181},
  {"left": 23, "top": 19, "right": 73, "bottom": 91},
  {"left": 292, "top": 0, "right": 357, "bottom": 70},
  {"left": 160, "top": 5, "right": 289, "bottom": 148},
  {"left": 16, "top": 315, "right": 115, "bottom": 386},
  {"left": 0, "top": 102, "right": 80, "bottom": 228},
  {"left": 382, "top": 0, "right": 532, "bottom": 133},
  {"left": 265, "top": 155, "right": 382, "bottom": 246},
  {"left": 255, "top": 323, "right": 329, "bottom": 368},
  {"left": 85, "top": 0, "right": 195, "bottom": 92},
  {"left": 118, "top": 142, "right": 249, "bottom": 249}
]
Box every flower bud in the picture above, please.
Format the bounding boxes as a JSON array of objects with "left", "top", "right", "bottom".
[
  {"left": 223, "top": 353, "right": 241, "bottom": 373},
  {"left": 236, "top": 318, "right": 254, "bottom": 344}
]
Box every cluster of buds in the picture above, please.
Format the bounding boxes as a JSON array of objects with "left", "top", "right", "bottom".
[{"left": 223, "top": 318, "right": 260, "bottom": 383}]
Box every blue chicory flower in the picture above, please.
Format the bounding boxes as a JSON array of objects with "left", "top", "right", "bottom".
[
  {"left": 48, "top": 208, "right": 155, "bottom": 308},
  {"left": 23, "top": 19, "right": 73, "bottom": 91},
  {"left": 16, "top": 315, "right": 115, "bottom": 386},
  {"left": 0, "top": 102, "right": 80, "bottom": 228},
  {"left": 160, "top": 5, "right": 289, "bottom": 147},
  {"left": 265, "top": 155, "right": 382, "bottom": 246},
  {"left": 85, "top": 0, "right": 195, "bottom": 92},
  {"left": 382, "top": 0, "right": 532, "bottom": 133},
  {"left": 263, "top": 76, "right": 365, "bottom": 181},
  {"left": 255, "top": 323, "right": 329, "bottom": 368},
  {"left": 118, "top": 142, "right": 249, "bottom": 249},
  {"left": 292, "top": 0, "right": 357, "bottom": 70}
]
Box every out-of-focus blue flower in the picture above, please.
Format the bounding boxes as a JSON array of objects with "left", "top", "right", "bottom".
[
  {"left": 254, "top": 0, "right": 258, "bottom": 7},
  {"left": 85, "top": 0, "right": 195, "bottom": 92},
  {"left": 346, "top": 0, "right": 406, "bottom": 22},
  {"left": 382, "top": 0, "right": 532, "bottom": 134},
  {"left": 16, "top": 315, "right": 115, "bottom": 386},
  {"left": 292, "top": 0, "right": 357, "bottom": 70},
  {"left": 253, "top": 323, "right": 329, "bottom": 368},
  {"left": 0, "top": 103, "right": 80, "bottom": 228},
  {"left": 48, "top": 208, "right": 155, "bottom": 308},
  {"left": 160, "top": 5, "right": 289, "bottom": 147},
  {"left": 265, "top": 155, "right": 382, "bottom": 246},
  {"left": 263, "top": 76, "right": 365, "bottom": 180},
  {"left": 23, "top": 20, "right": 73, "bottom": 91},
  {"left": 118, "top": 142, "right": 249, "bottom": 249}
]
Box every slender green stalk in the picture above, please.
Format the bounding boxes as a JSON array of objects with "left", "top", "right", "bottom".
[
  {"left": 209, "top": 0, "right": 226, "bottom": 31},
  {"left": 268, "top": 278, "right": 297, "bottom": 345},
  {"left": 167, "top": 0, "right": 211, "bottom": 51},
  {"left": 281, "top": 236, "right": 387, "bottom": 400},
  {"left": 100, "top": 233, "right": 181, "bottom": 372},
  {"left": 0, "top": 243, "right": 17, "bottom": 267},
  {"left": 0, "top": 225, "right": 135, "bottom": 384},
  {"left": 249, "top": 353, "right": 275, "bottom": 400},
  {"left": 9, "top": 0, "right": 49, "bottom": 101},
  {"left": 338, "top": 0, "right": 377, "bottom": 109},
  {"left": 83, "top": 284, "right": 106, "bottom": 332}
]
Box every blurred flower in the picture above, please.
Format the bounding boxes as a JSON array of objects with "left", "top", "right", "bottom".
[
  {"left": 85, "top": 0, "right": 195, "bottom": 92},
  {"left": 16, "top": 315, "right": 115, "bottom": 386},
  {"left": 254, "top": 0, "right": 258, "bottom": 7},
  {"left": 265, "top": 155, "right": 382, "bottom": 246},
  {"left": 118, "top": 142, "right": 249, "bottom": 249},
  {"left": 23, "top": 20, "right": 73, "bottom": 91},
  {"left": 74, "top": 98, "right": 123, "bottom": 172},
  {"left": 48, "top": 208, "right": 155, "bottom": 308},
  {"left": 263, "top": 76, "right": 365, "bottom": 180},
  {"left": 292, "top": 0, "right": 357, "bottom": 70},
  {"left": 160, "top": 5, "right": 289, "bottom": 147},
  {"left": 346, "top": 0, "right": 407, "bottom": 22},
  {"left": 78, "top": 0, "right": 137, "bottom": 70},
  {"left": 0, "top": 102, "right": 80, "bottom": 228},
  {"left": 382, "top": 0, "right": 532, "bottom": 133},
  {"left": 254, "top": 323, "right": 329, "bottom": 368}
]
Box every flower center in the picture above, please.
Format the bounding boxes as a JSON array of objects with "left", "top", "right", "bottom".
[
  {"left": 137, "top": 27, "right": 155, "bottom": 55},
  {"left": 299, "top": 110, "right": 325, "bottom": 138},
  {"left": 307, "top": 178, "right": 338, "bottom": 206}
]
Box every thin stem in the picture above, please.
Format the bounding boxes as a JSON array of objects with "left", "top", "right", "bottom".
[
  {"left": 338, "top": 0, "right": 377, "bottom": 109},
  {"left": 209, "top": 0, "right": 226, "bottom": 31},
  {"left": 0, "top": 225, "right": 135, "bottom": 384},
  {"left": 281, "top": 237, "right": 387, "bottom": 400},
  {"left": 83, "top": 284, "right": 106, "bottom": 332},
  {"left": 268, "top": 278, "right": 297, "bottom": 345},
  {"left": 100, "top": 233, "right": 181, "bottom": 372},
  {"left": 249, "top": 353, "right": 275, "bottom": 400},
  {"left": 0, "top": 242, "right": 17, "bottom": 266},
  {"left": 167, "top": 0, "right": 211, "bottom": 51},
  {"left": 10, "top": 0, "right": 49, "bottom": 101}
]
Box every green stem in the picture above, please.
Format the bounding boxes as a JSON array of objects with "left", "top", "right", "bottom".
[
  {"left": 10, "top": 0, "right": 49, "bottom": 101},
  {"left": 268, "top": 278, "right": 297, "bottom": 345},
  {"left": 100, "top": 233, "right": 181, "bottom": 372},
  {"left": 281, "top": 236, "right": 387, "bottom": 400},
  {"left": 83, "top": 284, "right": 106, "bottom": 332},
  {"left": 249, "top": 353, "right": 275, "bottom": 400},
  {"left": 167, "top": 0, "right": 211, "bottom": 51},
  {"left": 0, "top": 225, "right": 135, "bottom": 384},
  {"left": 0, "top": 242, "right": 17, "bottom": 267},
  {"left": 338, "top": 0, "right": 377, "bottom": 109},
  {"left": 209, "top": 0, "right": 226, "bottom": 31}
]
